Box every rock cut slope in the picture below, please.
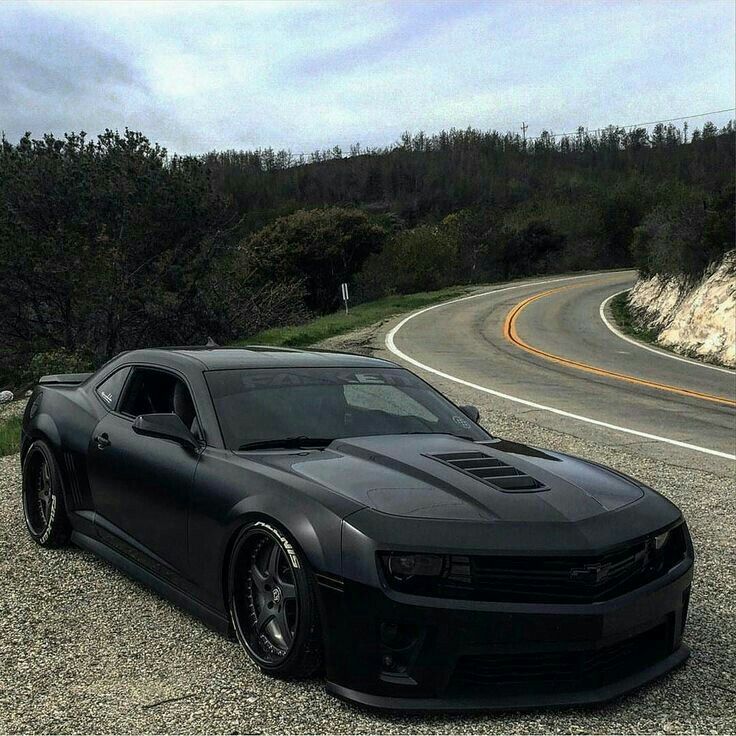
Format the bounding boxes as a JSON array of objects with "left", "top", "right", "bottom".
[{"left": 628, "top": 251, "right": 736, "bottom": 367}]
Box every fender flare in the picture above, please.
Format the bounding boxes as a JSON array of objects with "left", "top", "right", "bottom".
[
  {"left": 24, "top": 414, "right": 76, "bottom": 509},
  {"left": 219, "top": 494, "right": 342, "bottom": 610},
  {"left": 26, "top": 412, "right": 62, "bottom": 454}
]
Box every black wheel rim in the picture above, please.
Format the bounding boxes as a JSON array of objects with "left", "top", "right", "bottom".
[
  {"left": 238, "top": 534, "right": 299, "bottom": 664},
  {"left": 24, "top": 449, "right": 52, "bottom": 535}
]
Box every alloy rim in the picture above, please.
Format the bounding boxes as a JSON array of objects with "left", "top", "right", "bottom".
[
  {"left": 25, "top": 450, "right": 52, "bottom": 535},
  {"left": 244, "top": 535, "right": 299, "bottom": 663}
]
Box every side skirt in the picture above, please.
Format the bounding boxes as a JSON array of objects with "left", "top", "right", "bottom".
[{"left": 71, "top": 530, "right": 233, "bottom": 638}]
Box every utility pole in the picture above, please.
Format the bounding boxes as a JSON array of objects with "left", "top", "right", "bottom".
[{"left": 521, "top": 122, "right": 528, "bottom": 144}]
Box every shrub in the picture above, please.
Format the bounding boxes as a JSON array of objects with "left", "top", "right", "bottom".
[
  {"left": 355, "top": 224, "right": 460, "bottom": 299},
  {"left": 240, "top": 207, "right": 388, "bottom": 313},
  {"left": 26, "top": 349, "right": 94, "bottom": 381},
  {"left": 501, "top": 221, "right": 566, "bottom": 278},
  {"left": 630, "top": 184, "right": 734, "bottom": 279}
]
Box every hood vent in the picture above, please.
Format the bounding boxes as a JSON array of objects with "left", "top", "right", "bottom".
[{"left": 430, "top": 451, "right": 548, "bottom": 493}]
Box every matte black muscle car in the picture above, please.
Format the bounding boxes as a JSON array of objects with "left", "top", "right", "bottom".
[{"left": 20, "top": 346, "right": 693, "bottom": 710}]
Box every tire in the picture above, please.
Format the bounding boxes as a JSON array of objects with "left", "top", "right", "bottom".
[
  {"left": 21, "top": 440, "right": 71, "bottom": 547},
  {"left": 228, "top": 519, "right": 323, "bottom": 679}
]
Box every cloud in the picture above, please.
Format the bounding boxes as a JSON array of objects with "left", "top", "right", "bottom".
[{"left": 1, "top": 0, "right": 733, "bottom": 154}]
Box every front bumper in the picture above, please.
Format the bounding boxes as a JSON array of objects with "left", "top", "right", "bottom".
[{"left": 318, "top": 559, "right": 693, "bottom": 711}]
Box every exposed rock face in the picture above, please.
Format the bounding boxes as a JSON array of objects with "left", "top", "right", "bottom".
[{"left": 627, "top": 251, "right": 736, "bottom": 368}]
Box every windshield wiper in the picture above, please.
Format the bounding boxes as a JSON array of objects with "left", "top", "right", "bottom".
[{"left": 237, "top": 436, "right": 335, "bottom": 451}]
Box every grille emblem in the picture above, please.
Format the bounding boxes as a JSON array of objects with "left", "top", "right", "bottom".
[{"left": 569, "top": 562, "right": 609, "bottom": 583}]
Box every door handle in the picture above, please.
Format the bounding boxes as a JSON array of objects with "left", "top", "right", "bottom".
[{"left": 95, "top": 433, "right": 111, "bottom": 450}]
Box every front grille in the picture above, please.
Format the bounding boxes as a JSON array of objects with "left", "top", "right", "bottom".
[
  {"left": 442, "top": 542, "right": 653, "bottom": 602},
  {"left": 430, "top": 451, "right": 547, "bottom": 492},
  {"left": 382, "top": 525, "right": 687, "bottom": 604},
  {"left": 450, "top": 624, "right": 670, "bottom": 694}
]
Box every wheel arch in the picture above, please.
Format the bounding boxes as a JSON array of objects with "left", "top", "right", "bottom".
[
  {"left": 219, "top": 503, "right": 338, "bottom": 617},
  {"left": 21, "top": 417, "right": 75, "bottom": 508},
  {"left": 220, "top": 511, "right": 273, "bottom": 616},
  {"left": 23, "top": 413, "right": 62, "bottom": 459}
]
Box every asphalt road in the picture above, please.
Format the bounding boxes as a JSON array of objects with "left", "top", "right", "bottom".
[{"left": 386, "top": 270, "right": 736, "bottom": 477}]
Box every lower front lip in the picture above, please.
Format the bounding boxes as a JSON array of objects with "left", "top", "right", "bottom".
[{"left": 317, "top": 558, "right": 693, "bottom": 710}]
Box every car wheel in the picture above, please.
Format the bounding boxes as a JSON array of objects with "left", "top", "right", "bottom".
[
  {"left": 229, "top": 520, "right": 323, "bottom": 678},
  {"left": 21, "top": 440, "right": 71, "bottom": 547}
]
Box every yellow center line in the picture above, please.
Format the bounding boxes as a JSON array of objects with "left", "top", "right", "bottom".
[{"left": 503, "top": 283, "right": 736, "bottom": 409}]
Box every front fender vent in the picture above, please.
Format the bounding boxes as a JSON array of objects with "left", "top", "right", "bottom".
[
  {"left": 430, "top": 451, "right": 547, "bottom": 492},
  {"left": 63, "top": 452, "right": 90, "bottom": 509}
]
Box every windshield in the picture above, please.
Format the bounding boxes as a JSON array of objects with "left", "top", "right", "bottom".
[{"left": 205, "top": 366, "right": 490, "bottom": 450}]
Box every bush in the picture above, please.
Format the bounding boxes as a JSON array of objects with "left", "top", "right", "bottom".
[
  {"left": 355, "top": 224, "right": 460, "bottom": 299},
  {"left": 500, "top": 195, "right": 604, "bottom": 274},
  {"left": 501, "top": 221, "right": 566, "bottom": 278},
  {"left": 630, "top": 184, "right": 734, "bottom": 279},
  {"left": 441, "top": 208, "right": 499, "bottom": 283},
  {"left": 199, "top": 253, "right": 310, "bottom": 343},
  {"left": 26, "top": 349, "right": 94, "bottom": 382},
  {"left": 240, "top": 207, "right": 388, "bottom": 313},
  {"left": 596, "top": 178, "right": 652, "bottom": 267}
]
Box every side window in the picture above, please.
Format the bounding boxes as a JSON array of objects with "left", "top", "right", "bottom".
[
  {"left": 343, "top": 384, "right": 437, "bottom": 422},
  {"left": 119, "top": 368, "right": 179, "bottom": 417},
  {"left": 95, "top": 367, "right": 130, "bottom": 410},
  {"left": 118, "top": 368, "right": 200, "bottom": 436}
]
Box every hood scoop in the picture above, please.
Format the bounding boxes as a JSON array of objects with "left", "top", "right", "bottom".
[{"left": 429, "top": 451, "right": 548, "bottom": 493}]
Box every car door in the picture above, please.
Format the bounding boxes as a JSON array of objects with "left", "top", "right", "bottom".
[{"left": 86, "top": 365, "right": 200, "bottom": 586}]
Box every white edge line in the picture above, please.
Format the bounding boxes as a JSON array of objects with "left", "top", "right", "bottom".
[
  {"left": 385, "top": 273, "right": 736, "bottom": 461},
  {"left": 599, "top": 291, "right": 736, "bottom": 376}
]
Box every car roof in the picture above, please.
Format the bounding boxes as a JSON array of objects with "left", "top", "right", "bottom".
[{"left": 118, "top": 346, "right": 400, "bottom": 371}]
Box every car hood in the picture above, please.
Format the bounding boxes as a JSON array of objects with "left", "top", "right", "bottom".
[{"left": 251, "top": 434, "right": 644, "bottom": 523}]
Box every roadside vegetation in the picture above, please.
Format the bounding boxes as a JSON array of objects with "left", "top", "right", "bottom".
[
  {"left": 0, "top": 414, "right": 21, "bottom": 457},
  {"left": 609, "top": 292, "right": 660, "bottom": 344},
  {"left": 242, "top": 286, "right": 471, "bottom": 348},
  {"left": 1, "top": 121, "right": 733, "bottom": 390}
]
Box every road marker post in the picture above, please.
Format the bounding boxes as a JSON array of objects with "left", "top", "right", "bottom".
[{"left": 341, "top": 282, "right": 350, "bottom": 315}]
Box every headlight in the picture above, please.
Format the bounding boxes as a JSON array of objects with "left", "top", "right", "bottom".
[
  {"left": 650, "top": 524, "right": 688, "bottom": 572},
  {"left": 385, "top": 553, "right": 445, "bottom": 578}
]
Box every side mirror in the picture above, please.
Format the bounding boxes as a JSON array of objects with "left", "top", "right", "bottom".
[
  {"left": 459, "top": 404, "right": 480, "bottom": 423},
  {"left": 132, "top": 413, "right": 199, "bottom": 450}
]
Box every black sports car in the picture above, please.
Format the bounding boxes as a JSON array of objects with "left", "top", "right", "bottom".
[{"left": 20, "top": 346, "right": 693, "bottom": 710}]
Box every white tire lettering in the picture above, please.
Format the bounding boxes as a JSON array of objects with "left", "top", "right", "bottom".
[
  {"left": 39, "top": 494, "right": 56, "bottom": 544},
  {"left": 253, "top": 521, "right": 301, "bottom": 568}
]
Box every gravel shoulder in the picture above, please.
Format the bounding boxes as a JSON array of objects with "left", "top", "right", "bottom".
[{"left": 1, "top": 321, "right": 734, "bottom": 733}]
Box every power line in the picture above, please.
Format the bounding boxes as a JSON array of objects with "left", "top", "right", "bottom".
[
  {"left": 526, "top": 107, "right": 736, "bottom": 142},
  {"left": 250, "top": 107, "right": 736, "bottom": 160}
]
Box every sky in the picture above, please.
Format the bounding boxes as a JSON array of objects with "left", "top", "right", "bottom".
[{"left": 2, "top": 0, "right": 735, "bottom": 155}]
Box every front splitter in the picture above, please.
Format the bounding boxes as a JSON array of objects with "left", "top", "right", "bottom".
[{"left": 325, "top": 644, "right": 690, "bottom": 712}]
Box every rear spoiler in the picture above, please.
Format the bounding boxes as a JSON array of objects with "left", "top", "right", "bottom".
[{"left": 38, "top": 372, "right": 93, "bottom": 386}]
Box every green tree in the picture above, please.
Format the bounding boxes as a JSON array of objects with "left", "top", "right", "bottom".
[
  {"left": 441, "top": 208, "right": 498, "bottom": 282},
  {"left": 356, "top": 224, "right": 460, "bottom": 298},
  {"left": 240, "top": 207, "right": 387, "bottom": 312},
  {"left": 502, "top": 222, "right": 566, "bottom": 278},
  {"left": 0, "top": 130, "right": 234, "bottom": 385},
  {"left": 597, "top": 178, "right": 652, "bottom": 267}
]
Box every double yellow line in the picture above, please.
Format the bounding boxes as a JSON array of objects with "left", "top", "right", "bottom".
[{"left": 503, "top": 284, "right": 736, "bottom": 408}]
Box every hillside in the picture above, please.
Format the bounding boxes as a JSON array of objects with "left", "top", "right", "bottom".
[{"left": 1, "top": 120, "right": 734, "bottom": 388}]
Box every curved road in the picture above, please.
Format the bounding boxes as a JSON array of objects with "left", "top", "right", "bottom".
[{"left": 386, "top": 271, "right": 736, "bottom": 477}]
